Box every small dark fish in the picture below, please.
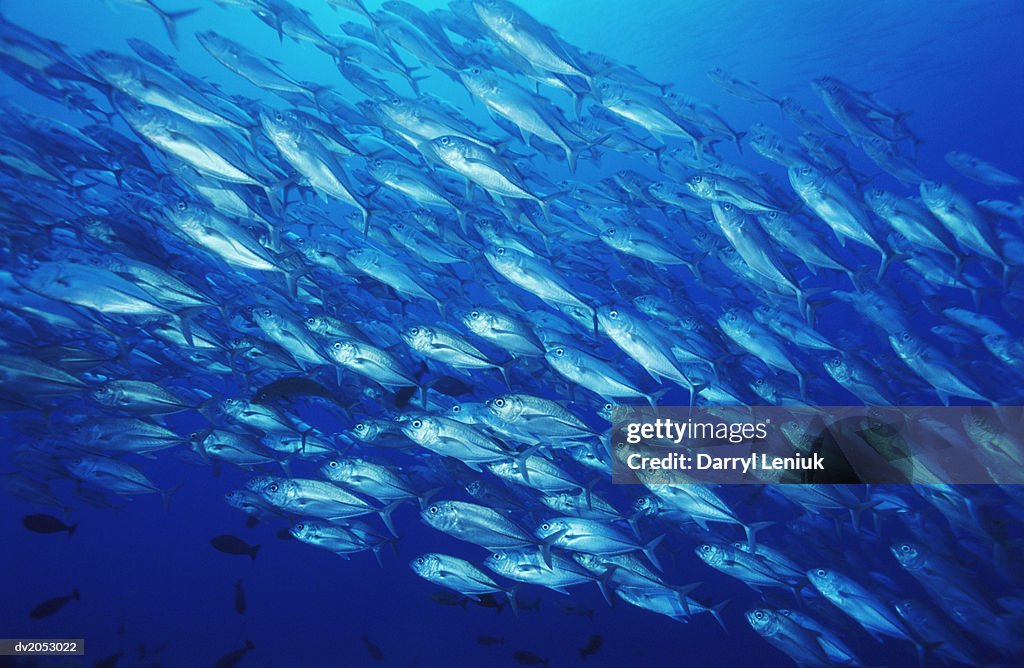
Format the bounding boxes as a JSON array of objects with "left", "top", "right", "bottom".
[
  {"left": 23, "top": 513, "right": 76, "bottom": 536},
  {"left": 512, "top": 651, "right": 549, "bottom": 666},
  {"left": 470, "top": 593, "right": 506, "bottom": 614},
  {"left": 578, "top": 635, "right": 603, "bottom": 660},
  {"left": 555, "top": 600, "right": 594, "bottom": 618},
  {"left": 517, "top": 597, "right": 542, "bottom": 612},
  {"left": 276, "top": 528, "right": 294, "bottom": 540},
  {"left": 211, "top": 534, "right": 261, "bottom": 559},
  {"left": 430, "top": 591, "right": 467, "bottom": 607},
  {"left": 234, "top": 579, "right": 246, "bottom": 615},
  {"left": 393, "top": 385, "right": 418, "bottom": 408},
  {"left": 476, "top": 635, "right": 505, "bottom": 646},
  {"left": 253, "top": 378, "right": 339, "bottom": 405},
  {"left": 213, "top": 640, "right": 254, "bottom": 668},
  {"left": 360, "top": 635, "right": 384, "bottom": 661},
  {"left": 30, "top": 589, "right": 79, "bottom": 619},
  {"left": 95, "top": 649, "right": 125, "bottom": 668},
  {"left": 429, "top": 376, "right": 474, "bottom": 396},
  {"left": 244, "top": 516, "right": 260, "bottom": 528}
]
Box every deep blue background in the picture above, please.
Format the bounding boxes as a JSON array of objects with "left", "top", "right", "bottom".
[{"left": 1, "top": 1, "right": 1023, "bottom": 667}]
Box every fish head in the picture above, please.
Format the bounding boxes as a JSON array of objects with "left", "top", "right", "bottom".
[
  {"left": 328, "top": 339, "right": 360, "bottom": 365},
  {"left": 251, "top": 305, "right": 282, "bottom": 329},
  {"left": 304, "top": 316, "right": 328, "bottom": 335},
  {"left": 864, "top": 187, "right": 895, "bottom": 215},
  {"left": 258, "top": 478, "right": 295, "bottom": 505},
  {"left": 889, "top": 330, "right": 923, "bottom": 358},
  {"left": 259, "top": 108, "right": 302, "bottom": 144},
  {"left": 595, "top": 305, "right": 633, "bottom": 337},
  {"left": 717, "top": 307, "right": 747, "bottom": 335},
  {"left": 196, "top": 31, "right": 240, "bottom": 63},
  {"left": 244, "top": 475, "right": 280, "bottom": 495},
  {"left": 409, "top": 553, "right": 442, "bottom": 578},
  {"left": 712, "top": 201, "right": 744, "bottom": 229},
  {"left": 750, "top": 377, "right": 777, "bottom": 402},
  {"left": 82, "top": 50, "right": 136, "bottom": 87},
  {"left": 695, "top": 542, "right": 727, "bottom": 566},
  {"left": 290, "top": 520, "right": 317, "bottom": 541},
  {"left": 535, "top": 518, "right": 570, "bottom": 541},
  {"left": 632, "top": 495, "right": 660, "bottom": 516},
  {"left": 543, "top": 344, "right": 578, "bottom": 370},
  {"left": 686, "top": 172, "right": 715, "bottom": 197},
  {"left": 351, "top": 420, "right": 382, "bottom": 441},
  {"left": 472, "top": 0, "right": 515, "bottom": 31},
  {"left": 321, "top": 457, "right": 355, "bottom": 482},
  {"left": 346, "top": 247, "right": 380, "bottom": 272},
  {"left": 424, "top": 135, "right": 464, "bottom": 164},
  {"left": 918, "top": 181, "right": 952, "bottom": 208},
  {"left": 806, "top": 567, "right": 842, "bottom": 598},
  {"left": 461, "top": 306, "right": 493, "bottom": 335},
  {"left": 421, "top": 500, "right": 459, "bottom": 531},
  {"left": 220, "top": 397, "right": 247, "bottom": 417},
  {"left": 486, "top": 394, "right": 523, "bottom": 423},
  {"left": 482, "top": 550, "right": 517, "bottom": 576},
  {"left": 458, "top": 66, "right": 497, "bottom": 97},
  {"left": 788, "top": 162, "right": 826, "bottom": 195},
  {"left": 890, "top": 542, "right": 923, "bottom": 570},
  {"left": 401, "top": 325, "right": 436, "bottom": 351},
  {"left": 91, "top": 382, "right": 125, "bottom": 407},
  {"left": 745, "top": 608, "right": 781, "bottom": 636},
  {"left": 402, "top": 416, "right": 441, "bottom": 444}
]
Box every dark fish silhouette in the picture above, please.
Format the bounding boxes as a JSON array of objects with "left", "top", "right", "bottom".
[
  {"left": 428, "top": 376, "right": 474, "bottom": 396},
  {"left": 430, "top": 591, "right": 467, "bottom": 607},
  {"left": 360, "top": 635, "right": 384, "bottom": 661},
  {"left": 252, "top": 377, "right": 340, "bottom": 405},
  {"left": 30, "top": 589, "right": 79, "bottom": 619},
  {"left": 213, "top": 640, "right": 254, "bottom": 668},
  {"left": 23, "top": 513, "right": 76, "bottom": 536},
  {"left": 234, "top": 578, "right": 246, "bottom": 615},
  {"left": 476, "top": 635, "right": 505, "bottom": 646},
  {"left": 95, "top": 649, "right": 125, "bottom": 668},
  {"left": 579, "top": 635, "right": 604, "bottom": 660},
  {"left": 275, "top": 528, "right": 294, "bottom": 541},
  {"left": 512, "top": 651, "right": 549, "bottom": 667},
  {"left": 210, "top": 534, "right": 261, "bottom": 559}
]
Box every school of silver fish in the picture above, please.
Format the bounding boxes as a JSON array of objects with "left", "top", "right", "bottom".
[{"left": 1, "top": 0, "right": 1023, "bottom": 666}]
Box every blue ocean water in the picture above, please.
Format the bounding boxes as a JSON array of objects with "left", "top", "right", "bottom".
[{"left": 1, "top": 1, "right": 1023, "bottom": 667}]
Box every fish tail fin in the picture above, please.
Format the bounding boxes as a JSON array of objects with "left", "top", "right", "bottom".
[
  {"left": 732, "top": 131, "right": 747, "bottom": 154},
  {"left": 72, "top": 588, "right": 80, "bottom": 600},
  {"left": 671, "top": 582, "right": 702, "bottom": 616},
  {"left": 504, "top": 585, "right": 520, "bottom": 616},
  {"left": 642, "top": 533, "right": 665, "bottom": 572},
  {"left": 496, "top": 359, "right": 516, "bottom": 388},
  {"left": 539, "top": 529, "right": 567, "bottom": 569},
  {"left": 67, "top": 524, "right": 77, "bottom": 537},
  {"left": 743, "top": 521, "right": 775, "bottom": 551},
  {"left": 378, "top": 499, "right": 404, "bottom": 537},
  {"left": 709, "top": 599, "right": 730, "bottom": 631},
  {"left": 161, "top": 481, "right": 185, "bottom": 512},
  {"left": 245, "top": 640, "right": 255, "bottom": 650},
  {"left": 157, "top": 7, "right": 199, "bottom": 49},
  {"left": 249, "top": 544, "right": 261, "bottom": 560}
]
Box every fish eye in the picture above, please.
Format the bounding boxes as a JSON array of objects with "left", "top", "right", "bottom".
[
  {"left": 429, "top": 505, "right": 439, "bottom": 514},
  {"left": 176, "top": 201, "right": 188, "bottom": 211},
  {"left": 374, "top": 159, "right": 382, "bottom": 167},
  {"left": 494, "top": 398, "right": 505, "bottom": 407},
  {"left": 815, "top": 568, "right": 826, "bottom": 576},
  {"left": 355, "top": 422, "right": 365, "bottom": 430},
  {"left": 452, "top": 405, "right": 461, "bottom": 413},
  {"left": 471, "top": 67, "right": 480, "bottom": 74},
  {"left": 754, "top": 611, "right": 764, "bottom": 620},
  {"left": 900, "top": 544, "right": 911, "bottom": 552},
  {"left": 495, "top": 247, "right": 506, "bottom": 255},
  {"left": 269, "top": 484, "right": 279, "bottom": 492},
  {"left": 604, "top": 403, "right": 613, "bottom": 410},
  {"left": 555, "top": 348, "right": 564, "bottom": 356},
  {"left": 416, "top": 557, "right": 424, "bottom": 565},
  {"left": 440, "top": 137, "right": 450, "bottom": 145},
  {"left": 801, "top": 167, "right": 812, "bottom": 176},
  {"left": 606, "top": 228, "right": 616, "bottom": 236},
  {"left": 295, "top": 523, "right": 304, "bottom": 531},
  {"left": 274, "top": 112, "right": 284, "bottom": 122},
  {"left": 390, "top": 97, "right": 399, "bottom": 104},
  {"left": 830, "top": 358, "right": 841, "bottom": 368},
  {"left": 262, "top": 309, "right": 271, "bottom": 316},
  {"left": 470, "top": 311, "right": 479, "bottom": 319},
  {"left": 329, "top": 461, "right": 339, "bottom": 468},
  {"left": 493, "top": 553, "right": 504, "bottom": 560},
  {"left": 332, "top": 342, "right": 342, "bottom": 349},
  {"left": 541, "top": 523, "right": 550, "bottom": 531},
  {"left": 693, "top": 175, "right": 702, "bottom": 183},
  {"left": 413, "top": 420, "right": 422, "bottom": 428},
  {"left": 722, "top": 203, "right": 733, "bottom": 211},
  {"left": 609, "top": 310, "right": 618, "bottom": 319},
  {"left": 410, "top": 327, "right": 419, "bottom": 335},
  {"left": 701, "top": 544, "right": 711, "bottom": 552}
]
